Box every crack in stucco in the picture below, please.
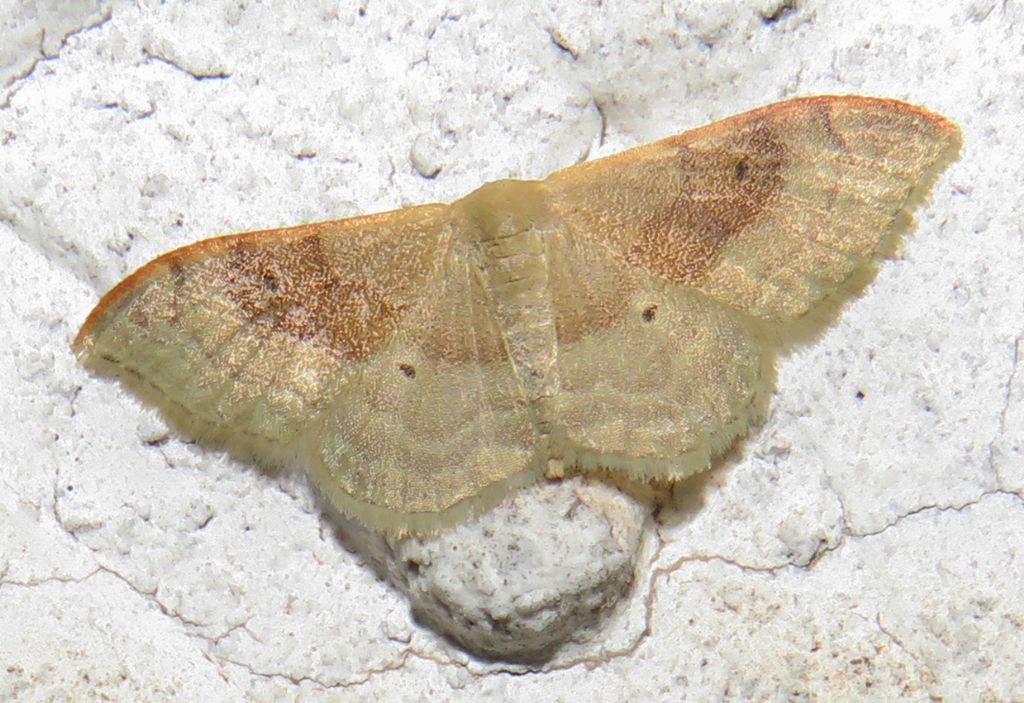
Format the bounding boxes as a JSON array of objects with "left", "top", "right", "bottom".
[
  {"left": 403, "top": 487, "right": 1024, "bottom": 682},
  {"left": 46, "top": 471, "right": 253, "bottom": 649},
  {"left": 988, "top": 335, "right": 1021, "bottom": 486},
  {"left": 217, "top": 624, "right": 645, "bottom": 689},
  {"left": 140, "top": 48, "right": 231, "bottom": 81},
  {"left": 97, "top": 99, "right": 157, "bottom": 120},
  {"left": 104, "top": 563, "right": 251, "bottom": 646},
  {"left": 650, "top": 490, "right": 1024, "bottom": 581},
  {"left": 845, "top": 488, "right": 1023, "bottom": 540},
  {"left": 626, "top": 489, "right": 1024, "bottom": 679},
  {"left": 0, "top": 560, "right": 255, "bottom": 651},
  {"left": 0, "top": 569, "right": 95, "bottom": 590},
  {"left": 873, "top": 612, "right": 918, "bottom": 663},
  {"left": 1, "top": 9, "right": 113, "bottom": 108},
  {"left": 42, "top": 465, "right": 440, "bottom": 689},
  {"left": 871, "top": 612, "right": 941, "bottom": 695},
  {"left": 212, "top": 523, "right": 663, "bottom": 688},
  {"left": 424, "top": 489, "right": 1024, "bottom": 683},
  {"left": 214, "top": 646, "right": 453, "bottom": 691}
]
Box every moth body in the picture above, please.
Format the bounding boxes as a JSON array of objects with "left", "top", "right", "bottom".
[{"left": 74, "top": 96, "right": 961, "bottom": 534}]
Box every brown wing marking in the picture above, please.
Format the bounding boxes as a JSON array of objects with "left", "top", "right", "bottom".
[{"left": 546, "top": 95, "right": 962, "bottom": 321}]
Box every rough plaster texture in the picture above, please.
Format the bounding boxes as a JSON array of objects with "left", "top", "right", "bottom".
[
  {"left": 1, "top": 0, "right": 1022, "bottom": 701},
  {"left": 344, "top": 477, "right": 650, "bottom": 662}
]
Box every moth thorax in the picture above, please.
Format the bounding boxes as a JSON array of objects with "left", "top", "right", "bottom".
[{"left": 456, "top": 178, "right": 560, "bottom": 403}]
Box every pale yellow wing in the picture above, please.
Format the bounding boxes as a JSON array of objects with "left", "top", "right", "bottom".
[
  {"left": 74, "top": 205, "right": 541, "bottom": 534},
  {"left": 546, "top": 95, "right": 962, "bottom": 320},
  {"left": 541, "top": 96, "right": 960, "bottom": 478},
  {"left": 543, "top": 222, "right": 764, "bottom": 480}
]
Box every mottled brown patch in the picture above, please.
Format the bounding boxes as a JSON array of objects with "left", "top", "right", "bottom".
[
  {"left": 549, "top": 233, "right": 640, "bottom": 345},
  {"left": 625, "top": 120, "right": 787, "bottom": 284},
  {"left": 816, "top": 101, "right": 848, "bottom": 152},
  {"left": 221, "top": 234, "right": 406, "bottom": 361}
]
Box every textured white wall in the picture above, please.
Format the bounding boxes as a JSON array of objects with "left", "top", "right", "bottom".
[{"left": 1, "top": 0, "right": 1021, "bottom": 700}]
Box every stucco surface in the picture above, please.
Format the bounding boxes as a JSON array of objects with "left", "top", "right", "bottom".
[{"left": 2, "top": 1, "right": 1022, "bottom": 701}]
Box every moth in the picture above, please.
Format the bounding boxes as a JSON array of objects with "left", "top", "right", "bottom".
[{"left": 74, "top": 95, "right": 961, "bottom": 535}]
